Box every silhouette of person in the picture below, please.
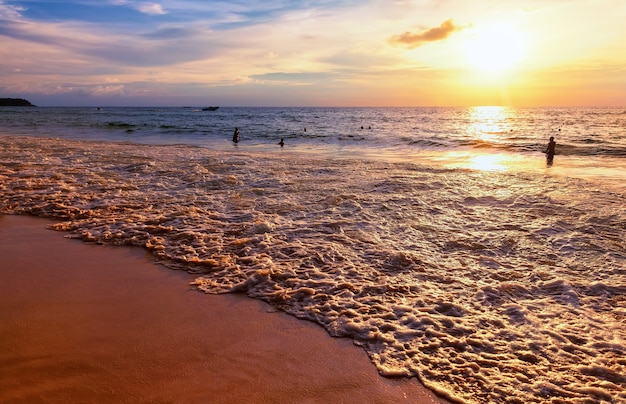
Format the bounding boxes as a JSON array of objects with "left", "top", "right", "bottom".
[
  {"left": 545, "top": 136, "right": 556, "bottom": 165},
  {"left": 278, "top": 138, "right": 284, "bottom": 147},
  {"left": 232, "top": 127, "right": 240, "bottom": 143}
]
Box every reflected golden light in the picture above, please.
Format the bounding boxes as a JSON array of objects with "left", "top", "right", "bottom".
[
  {"left": 468, "top": 154, "right": 507, "bottom": 171},
  {"left": 443, "top": 107, "right": 517, "bottom": 172},
  {"left": 442, "top": 152, "right": 516, "bottom": 172},
  {"left": 464, "top": 23, "right": 526, "bottom": 73},
  {"left": 467, "top": 106, "right": 513, "bottom": 143}
]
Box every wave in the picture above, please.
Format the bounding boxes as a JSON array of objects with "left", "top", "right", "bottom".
[
  {"left": 2, "top": 134, "right": 625, "bottom": 403},
  {"left": 2, "top": 106, "right": 625, "bottom": 164}
]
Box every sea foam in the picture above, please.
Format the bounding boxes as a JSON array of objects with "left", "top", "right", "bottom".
[{"left": 1, "top": 134, "right": 624, "bottom": 403}]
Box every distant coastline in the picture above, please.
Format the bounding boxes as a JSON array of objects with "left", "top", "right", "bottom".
[{"left": 0, "top": 98, "right": 36, "bottom": 107}]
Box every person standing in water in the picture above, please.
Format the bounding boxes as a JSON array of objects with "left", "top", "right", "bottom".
[
  {"left": 232, "top": 127, "right": 240, "bottom": 143},
  {"left": 545, "top": 136, "right": 556, "bottom": 165}
]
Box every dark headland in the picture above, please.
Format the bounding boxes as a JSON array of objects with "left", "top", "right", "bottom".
[{"left": 0, "top": 98, "right": 36, "bottom": 106}]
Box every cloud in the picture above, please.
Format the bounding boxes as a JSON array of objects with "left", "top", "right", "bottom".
[
  {"left": 136, "top": 3, "right": 166, "bottom": 15},
  {"left": 92, "top": 84, "right": 126, "bottom": 95},
  {"left": 389, "top": 19, "right": 462, "bottom": 49},
  {"left": 250, "top": 71, "right": 332, "bottom": 84},
  {"left": 0, "top": 1, "right": 24, "bottom": 20}
]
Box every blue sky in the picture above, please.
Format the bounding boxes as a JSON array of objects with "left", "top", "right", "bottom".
[{"left": 1, "top": 0, "right": 625, "bottom": 106}]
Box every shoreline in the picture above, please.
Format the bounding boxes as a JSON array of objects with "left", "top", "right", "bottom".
[{"left": 0, "top": 214, "right": 450, "bottom": 403}]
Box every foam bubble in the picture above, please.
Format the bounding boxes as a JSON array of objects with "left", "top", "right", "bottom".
[{"left": 1, "top": 135, "right": 625, "bottom": 403}]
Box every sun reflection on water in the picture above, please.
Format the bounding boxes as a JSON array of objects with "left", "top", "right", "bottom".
[
  {"left": 442, "top": 151, "right": 514, "bottom": 172},
  {"left": 467, "top": 106, "right": 514, "bottom": 144},
  {"left": 446, "top": 106, "right": 519, "bottom": 171},
  {"left": 468, "top": 154, "right": 508, "bottom": 171}
]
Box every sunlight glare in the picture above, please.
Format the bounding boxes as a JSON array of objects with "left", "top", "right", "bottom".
[
  {"left": 469, "top": 154, "right": 507, "bottom": 171},
  {"left": 443, "top": 152, "right": 511, "bottom": 172},
  {"left": 465, "top": 23, "right": 526, "bottom": 72},
  {"left": 467, "top": 106, "right": 513, "bottom": 143}
]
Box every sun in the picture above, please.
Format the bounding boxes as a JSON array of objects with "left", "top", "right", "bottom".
[{"left": 464, "top": 23, "right": 526, "bottom": 72}]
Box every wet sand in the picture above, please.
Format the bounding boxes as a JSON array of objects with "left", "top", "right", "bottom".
[{"left": 0, "top": 214, "right": 450, "bottom": 403}]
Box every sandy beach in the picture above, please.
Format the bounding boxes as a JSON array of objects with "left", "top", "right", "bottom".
[{"left": 0, "top": 214, "right": 449, "bottom": 403}]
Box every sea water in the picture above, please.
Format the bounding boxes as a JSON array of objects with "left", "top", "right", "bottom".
[{"left": 1, "top": 106, "right": 625, "bottom": 403}]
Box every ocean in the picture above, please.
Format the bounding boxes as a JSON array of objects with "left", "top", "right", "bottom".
[{"left": 1, "top": 106, "right": 625, "bottom": 403}]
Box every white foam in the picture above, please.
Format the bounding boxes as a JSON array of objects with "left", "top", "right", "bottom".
[{"left": 1, "top": 134, "right": 625, "bottom": 403}]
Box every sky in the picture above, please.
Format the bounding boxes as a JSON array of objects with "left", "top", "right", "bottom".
[{"left": 0, "top": 0, "right": 625, "bottom": 107}]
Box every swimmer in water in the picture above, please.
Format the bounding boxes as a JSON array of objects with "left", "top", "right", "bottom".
[{"left": 545, "top": 136, "right": 556, "bottom": 165}]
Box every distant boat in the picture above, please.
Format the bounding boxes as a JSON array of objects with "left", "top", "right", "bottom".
[{"left": 202, "top": 106, "right": 219, "bottom": 111}]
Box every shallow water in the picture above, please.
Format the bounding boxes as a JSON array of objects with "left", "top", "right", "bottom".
[
  {"left": 1, "top": 132, "right": 624, "bottom": 403},
  {"left": 2, "top": 106, "right": 625, "bottom": 156}
]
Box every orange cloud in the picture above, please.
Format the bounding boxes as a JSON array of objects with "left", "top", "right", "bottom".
[{"left": 390, "top": 19, "right": 462, "bottom": 49}]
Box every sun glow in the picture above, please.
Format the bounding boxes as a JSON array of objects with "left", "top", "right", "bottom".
[
  {"left": 467, "top": 106, "right": 513, "bottom": 142},
  {"left": 464, "top": 23, "right": 526, "bottom": 72}
]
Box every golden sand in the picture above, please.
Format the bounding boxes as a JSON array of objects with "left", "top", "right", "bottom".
[{"left": 0, "top": 214, "right": 449, "bottom": 403}]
